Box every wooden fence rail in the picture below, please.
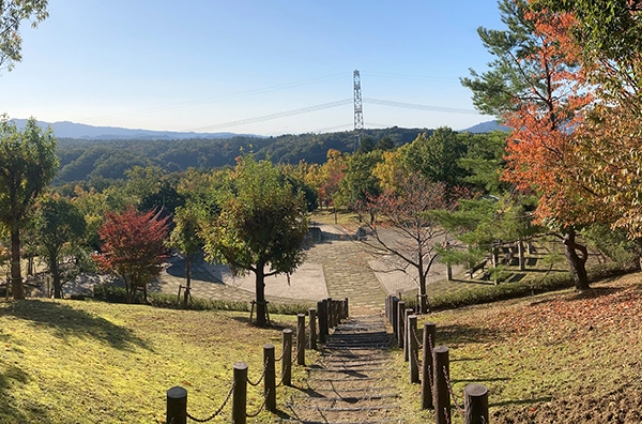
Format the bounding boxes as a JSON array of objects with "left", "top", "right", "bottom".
[
  {"left": 384, "top": 294, "right": 490, "bottom": 423},
  {"left": 166, "top": 297, "right": 349, "bottom": 423}
]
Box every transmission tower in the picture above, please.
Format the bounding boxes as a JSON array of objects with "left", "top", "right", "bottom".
[
  {"left": 353, "top": 70, "right": 364, "bottom": 151},
  {"left": 353, "top": 70, "right": 364, "bottom": 131}
]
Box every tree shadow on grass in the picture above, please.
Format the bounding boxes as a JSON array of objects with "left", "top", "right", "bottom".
[
  {"left": 0, "top": 365, "right": 56, "bottom": 423},
  {"left": 0, "top": 300, "right": 152, "bottom": 352},
  {"left": 436, "top": 323, "right": 500, "bottom": 346}
]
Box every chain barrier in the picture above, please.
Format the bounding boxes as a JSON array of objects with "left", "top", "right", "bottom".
[
  {"left": 443, "top": 365, "right": 465, "bottom": 415},
  {"left": 246, "top": 359, "right": 268, "bottom": 387},
  {"left": 411, "top": 327, "right": 422, "bottom": 348},
  {"left": 185, "top": 381, "right": 235, "bottom": 423},
  {"left": 411, "top": 345, "right": 422, "bottom": 368},
  {"left": 274, "top": 350, "right": 285, "bottom": 362},
  {"left": 246, "top": 388, "right": 270, "bottom": 418}
]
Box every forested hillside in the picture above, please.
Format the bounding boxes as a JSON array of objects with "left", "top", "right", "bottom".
[{"left": 55, "top": 127, "right": 431, "bottom": 183}]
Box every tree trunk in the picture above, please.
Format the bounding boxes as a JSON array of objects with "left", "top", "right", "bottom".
[
  {"left": 10, "top": 226, "right": 24, "bottom": 300},
  {"left": 417, "top": 252, "right": 428, "bottom": 314},
  {"left": 51, "top": 258, "right": 62, "bottom": 299},
  {"left": 27, "top": 255, "right": 34, "bottom": 276},
  {"left": 255, "top": 266, "right": 268, "bottom": 327},
  {"left": 183, "top": 256, "right": 191, "bottom": 308},
  {"left": 563, "top": 228, "right": 590, "bottom": 291}
]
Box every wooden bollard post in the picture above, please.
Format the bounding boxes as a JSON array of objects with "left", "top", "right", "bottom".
[
  {"left": 166, "top": 386, "right": 187, "bottom": 424},
  {"left": 317, "top": 301, "right": 327, "bottom": 343},
  {"left": 396, "top": 300, "right": 405, "bottom": 348},
  {"left": 296, "top": 314, "right": 306, "bottom": 366},
  {"left": 333, "top": 300, "right": 340, "bottom": 325},
  {"left": 404, "top": 308, "right": 413, "bottom": 362},
  {"left": 421, "top": 322, "right": 436, "bottom": 410},
  {"left": 327, "top": 298, "right": 334, "bottom": 328},
  {"left": 464, "top": 383, "right": 489, "bottom": 424},
  {"left": 392, "top": 297, "right": 399, "bottom": 333},
  {"left": 408, "top": 315, "right": 419, "bottom": 383},
  {"left": 308, "top": 308, "right": 317, "bottom": 350},
  {"left": 433, "top": 346, "right": 451, "bottom": 424},
  {"left": 343, "top": 297, "right": 349, "bottom": 319},
  {"left": 263, "top": 344, "right": 276, "bottom": 412},
  {"left": 232, "top": 362, "right": 248, "bottom": 424},
  {"left": 282, "top": 329, "right": 292, "bottom": 386}
]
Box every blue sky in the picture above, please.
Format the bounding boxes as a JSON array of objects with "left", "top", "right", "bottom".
[{"left": 3, "top": 1, "right": 505, "bottom": 136}]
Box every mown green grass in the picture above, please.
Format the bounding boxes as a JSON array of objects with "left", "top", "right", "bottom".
[
  {"left": 0, "top": 299, "right": 317, "bottom": 423},
  {"left": 391, "top": 273, "right": 642, "bottom": 423}
]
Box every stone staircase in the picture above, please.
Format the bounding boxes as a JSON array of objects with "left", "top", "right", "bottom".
[{"left": 283, "top": 315, "right": 403, "bottom": 424}]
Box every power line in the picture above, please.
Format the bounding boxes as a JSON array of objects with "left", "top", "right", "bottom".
[
  {"left": 80, "top": 73, "right": 351, "bottom": 124},
  {"left": 363, "top": 98, "right": 479, "bottom": 115},
  {"left": 189, "top": 99, "right": 352, "bottom": 132}
]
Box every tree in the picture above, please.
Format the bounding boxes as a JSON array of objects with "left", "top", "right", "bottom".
[
  {"left": 354, "top": 173, "right": 459, "bottom": 313},
  {"left": 400, "top": 128, "right": 469, "bottom": 189},
  {"left": 337, "top": 151, "right": 382, "bottom": 217},
  {"left": 35, "top": 195, "right": 87, "bottom": 298},
  {"left": 0, "top": 117, "right": 58, "bottom": 299},
  {"left": 318, "top": 149, "right": 347, "bottom": 222},
  {"left": 166, "top": 205, "right": 203, "bottom": 307},
  {"left": 0, "top": 0, "right": 48, "bottom": 71},
  {"left": 94, "top": 207, "right": 169, "bottom": 303},
  {"left": 201, "top": 156, "right": 309, "bottom": 327},
  {"left": 536, "top": 0, "right": 642, "bottom": 238},
  {"left": 461, "top": 0, "right": 598, "bottom": 290}
]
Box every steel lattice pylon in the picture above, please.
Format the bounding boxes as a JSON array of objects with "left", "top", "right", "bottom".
[{"left": 353, "top": 70, "right": 364, "bottom": 131}]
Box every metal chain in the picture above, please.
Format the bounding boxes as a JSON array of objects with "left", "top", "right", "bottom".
[
  {"left": 274, "top": 350, "right": 285, "bottom": 362},
  {"left": 246, "top": 389, "right": 270, "bottom": 418},
  {"left": 411, "top": 345, "right": 423, "bottom": 368},
  {"left": 186, "top": 381, "right": 236, "bottom": 423},
  {"left": 443, "top": 365, "right": 465, "bottom": 414},
  {"left": 247, "top": 359, "right": 268, "bottom": 387},
  {"left": 411, "top": 327, "right": 421, "bottom": 347}
]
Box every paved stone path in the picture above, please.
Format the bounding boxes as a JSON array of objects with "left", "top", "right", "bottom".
[
  {"left": 151, "top": 227, "right": 390, "bottom": 313},
  {"left": 283, "top": 314, "right": 402, "bottom": 424},
  {"left": 306, "top": 238, "right": 387, "bottom": 314}
]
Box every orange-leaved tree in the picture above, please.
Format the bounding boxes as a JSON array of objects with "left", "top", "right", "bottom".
[
  {"left": 463, "top": 0, "right": 602, "bottom": 290},
  {"left": 94, "top": 206, "right": 169, "bottom": 303}
]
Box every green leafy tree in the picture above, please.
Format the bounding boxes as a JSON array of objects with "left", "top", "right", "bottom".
[
  {"left": 0, "top": 0, "right": 49, "bottom": 71},
  {"left": 0, "top": 117, "right": 58, "bottom": 299},
  {"left": 201, "top": 156, "right": 309, "bottom": 327},
  {"left": 337, "top": 151, "right": 382, "bottom": 217},
  {"left": 400, "top": 128, "right": 469, "bottom": 189},
  {"left": 458, "top": 131, "right": 508, "bottom": 194},
  {"left": 35, "top": 195, "right": 87, "bottom": 298},
  {"left": 167, "top": 205, "right": 203, "bottom": 307}
]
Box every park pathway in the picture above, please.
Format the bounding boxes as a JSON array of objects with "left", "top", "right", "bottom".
[
  {"left": 308, "top": 237, "right": 388, "bottom": 313},
  {"left": 283, "top": 314, "right": 402, "bottom": 424}
]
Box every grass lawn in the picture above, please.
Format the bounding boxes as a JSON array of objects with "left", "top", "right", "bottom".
[
  {"left": 393, "top": 272, "right": 642, "bottom": 423},
  {"left": 0, "top": 300, "right": 316, "bottom": 423}
]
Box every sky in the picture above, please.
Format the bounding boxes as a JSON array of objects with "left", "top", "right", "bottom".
[{"left": 3, "top": 1, "right": 506, "bottom": 137}]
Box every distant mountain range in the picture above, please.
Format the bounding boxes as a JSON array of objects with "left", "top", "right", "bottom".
[
  {"left": 462, "top": 120, "right": 508, "bottom": 133},
  {"left": 10, "top": 119, "right": 258, "bottom": 140},
  {"left": 10, "top": 118, "right": 506, "bottom": 140}
]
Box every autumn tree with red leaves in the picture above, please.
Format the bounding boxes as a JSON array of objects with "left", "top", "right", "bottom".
[
  {"left": 94, "top": 207, "right": 169, "bottom": 303},
  {"left": 463, "top": 0, "right": 601, "bottom": 290}
]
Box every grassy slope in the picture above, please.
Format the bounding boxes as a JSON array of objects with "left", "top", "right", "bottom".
[
  {"left": 0, "top": 300, "right": 315, "bottom": 424},
  {"left": 394, "top": 272, "right": 642, "bottom": 423}
]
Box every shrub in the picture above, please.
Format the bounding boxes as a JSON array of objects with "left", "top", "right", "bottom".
[
  {"left": 402, "top": 262, "right": 638, "bottom": 312},
  {"left": 90, "top": 282, "right": 311, "bottom": 315}
]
